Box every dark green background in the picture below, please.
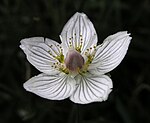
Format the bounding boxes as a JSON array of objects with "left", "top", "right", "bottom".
[{"left": 0, "top": 0, "right": 150, "bottom": 123}]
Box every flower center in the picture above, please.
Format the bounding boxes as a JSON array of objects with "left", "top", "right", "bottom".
[{"left": 65, "top": 49, "right": 84, "bottom": 72}]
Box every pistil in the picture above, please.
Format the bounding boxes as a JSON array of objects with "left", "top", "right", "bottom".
[{"left": 65, "top": 49, "right": 84, "bottom": 73}]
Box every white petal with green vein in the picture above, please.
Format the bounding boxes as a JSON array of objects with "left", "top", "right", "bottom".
[
  {"left": 89, "top": 31, "right": 131, "bottom": 74},
  {"left": 20, "top": 37, "right": 62, "bottom": 75},
  {"left": 60, "top": 12, "right": 97, "bottom": 56},
  {"left": 24, "top": 73, "right": 76, "bottom": 100},
  {"left": 70, "top": 74, "right": 112, "bottom": 104}
]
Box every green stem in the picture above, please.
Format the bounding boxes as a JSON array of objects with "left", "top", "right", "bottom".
[
  {"left": 68, "top": 103, "right": 81, "bottom": 123},
  {"left": 75, "top": 104, "right": 80, "bottom": 123}
]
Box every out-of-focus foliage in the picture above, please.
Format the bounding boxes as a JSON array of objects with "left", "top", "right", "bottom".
[{"left": 0, "top": 0, "right": 150, "bottom": 123}]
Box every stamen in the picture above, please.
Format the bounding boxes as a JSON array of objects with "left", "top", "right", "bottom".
[
  {"left": 74, "top": 33, "right": 77, "bottom": 48},
  {"left": 48, "top": 45, "right": 64, "bottom": 63},
  {"left": 82, "top": 45, "right": 97, "bottom": 73},
  {"left": 48, "top": 50, "right": 56, "bottom": 58},
  {"left": 51, "top": 62, "right": 69, "bottom": 74}
]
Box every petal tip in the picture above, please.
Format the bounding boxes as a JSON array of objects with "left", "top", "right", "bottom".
[
  {"left": 23, "top": 82, "right": 31, "bottom": 92},
  {"left": 103, "top": 88, "right": 112, "bottom": 101},
  {"left": 19, "top": 44, "right": 25, "bottom": 50},
  {"left": 74, "top": 12, "right": 86, "bottom": 16},
  {"left": 121, "top": 31, "right": 132, "bottom": 39},
  {"left": 19, "top": 39, "right": 29, "bottom": 50}
]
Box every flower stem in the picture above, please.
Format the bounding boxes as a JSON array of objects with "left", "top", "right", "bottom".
[
  {"left": 68, "top": 103, "right": 81, "bottom": 123},
  {"left": 75, "top": 104, "right": 80, "bottom": 123}
]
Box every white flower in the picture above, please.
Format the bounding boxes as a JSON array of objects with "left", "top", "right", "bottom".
[{"left": 20, "top": 12, "right": 131, "bottom": 104}]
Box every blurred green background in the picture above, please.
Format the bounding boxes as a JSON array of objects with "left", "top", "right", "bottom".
[{"left": 0, "top": 0, "right": 150, "bottom": 123}]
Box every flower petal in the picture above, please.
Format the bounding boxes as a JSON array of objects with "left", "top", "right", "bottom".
[
  {"left": 20, "top": 37, "right": 63, "bottom": 75},
  {"left": 60, "top": 12, "right": 97, "bottom": 56},
  {"left": 70, "top": 74, "right": 112, "bottom": 104},
  {"left": 24, "top": 73, "right": 76, "bottom": 100},
  {"left": 89, "top": 31, "right": 131, "bottom": 74}
]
